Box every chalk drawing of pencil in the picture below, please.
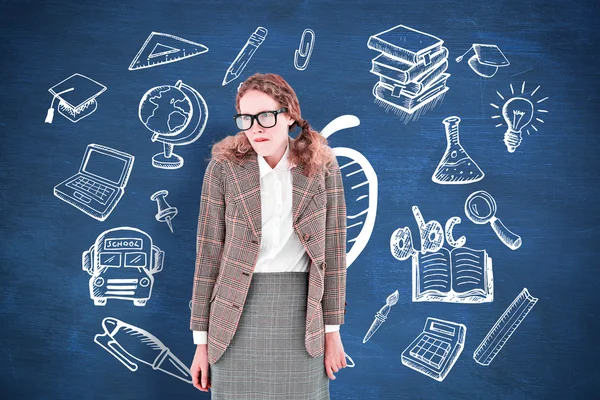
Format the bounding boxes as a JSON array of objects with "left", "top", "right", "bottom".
[{"left": 222, "top": 27, "right": 268, "bottom": 86}]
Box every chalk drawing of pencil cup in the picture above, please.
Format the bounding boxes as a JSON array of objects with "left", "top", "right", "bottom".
[{"left": 82, "top": 227, "right": 165, "bottom": 306}]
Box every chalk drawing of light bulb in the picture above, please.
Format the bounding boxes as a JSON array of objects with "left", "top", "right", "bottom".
[
  {"left": 501, "top": 97, "right": 533, "bottom": 153},
  {"left": 491, "top": 81, "right": 548, "bottom": 153}
]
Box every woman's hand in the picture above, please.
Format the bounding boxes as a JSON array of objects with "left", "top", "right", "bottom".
[
  {"left": 324, "top": 331, "right": 347, "bottom": 380},
  {"left": 191, "top": 344, "right": 211, "bottom": 391}
]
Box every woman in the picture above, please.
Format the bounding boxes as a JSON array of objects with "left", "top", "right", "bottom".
[{"left": 189, "top": 73, "right": 348, "bottom": 399}]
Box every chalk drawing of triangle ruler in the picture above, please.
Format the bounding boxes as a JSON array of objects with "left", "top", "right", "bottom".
[
  {"left": 473, "top": 288, "right": 538, "bottom": 366},
  {"left": 129, "top": 32, "right": 209, "bottom": 70}
]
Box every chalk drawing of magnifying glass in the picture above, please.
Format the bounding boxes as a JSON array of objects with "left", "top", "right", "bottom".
[{"left": 464, "top": 190, "right": 522, "bottom": 250}]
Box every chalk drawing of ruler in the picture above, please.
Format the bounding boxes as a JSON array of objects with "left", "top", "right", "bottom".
[{"left": 473, "top": 288, "right": 538, "bottom": 366}]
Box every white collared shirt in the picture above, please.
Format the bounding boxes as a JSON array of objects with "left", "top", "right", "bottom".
[
  {"left": 193, "top": 142, "right": 339, "bottom": 344},
  {"left": 253, "top": 143, "right": 311, "bottom": 273}
]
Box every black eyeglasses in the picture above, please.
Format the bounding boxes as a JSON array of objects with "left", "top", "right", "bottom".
[{"left": 233, "top": 107, "right": 288, "bottom": 130}]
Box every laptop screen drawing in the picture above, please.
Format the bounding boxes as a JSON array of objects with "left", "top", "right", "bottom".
[{"left": 82, "top": 148, "right": 131, "bottom": 186}]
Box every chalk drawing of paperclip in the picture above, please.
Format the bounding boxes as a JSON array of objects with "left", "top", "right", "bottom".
[{"left": 294, "top": 29, "right": 315, "bottom": 70}]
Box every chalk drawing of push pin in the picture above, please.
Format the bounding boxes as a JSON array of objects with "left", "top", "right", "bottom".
[{"left": 151, "top": 190, "right": 178, "bottom": 233}]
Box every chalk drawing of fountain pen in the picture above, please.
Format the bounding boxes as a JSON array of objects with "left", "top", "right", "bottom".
[
  {"left": 363, "top": 290, "right": 399, "bottom": 343},
  {"left": 94, "top": 317, "right": 192, "bottom": 383}
]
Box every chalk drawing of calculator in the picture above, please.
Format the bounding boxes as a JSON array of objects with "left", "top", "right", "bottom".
[
  {"left": 54, "top": 144, "right": 135, "bottom": 221},
  {"left": 401, "top": 317, "right": 466, "bottom": 382}
]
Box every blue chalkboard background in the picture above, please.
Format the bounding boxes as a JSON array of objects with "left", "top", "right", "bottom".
[{"left": 1, "top": 0, "right": 599, "bottom": 399}]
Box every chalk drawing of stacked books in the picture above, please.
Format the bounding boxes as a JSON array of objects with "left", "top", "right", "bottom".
[{"left": 367, "top": 25, "right": 450, "bottom": 121}]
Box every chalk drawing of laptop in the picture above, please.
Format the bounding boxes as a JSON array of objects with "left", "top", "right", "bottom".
[{"left": 54, "top": 144, "right": 135, "bottom": 221}]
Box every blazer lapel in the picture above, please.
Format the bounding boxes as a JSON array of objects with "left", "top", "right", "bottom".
[
  {"left": 233, "top": 139, "right": 323, "bottom": 241},
  {"left": 231, "top": 153, "right": 262, "bottom": 240},
  {"left": 291, "top": 163, "right": 323, "bottom": 225}
]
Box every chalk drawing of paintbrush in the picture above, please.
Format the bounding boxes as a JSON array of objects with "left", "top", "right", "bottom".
[{"left": 363, "top": 289, "right": 399, "bottom": 343}]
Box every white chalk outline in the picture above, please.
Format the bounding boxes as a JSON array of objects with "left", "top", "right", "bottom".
[
  {"left": 363, "top": 289, "right": 399, "bottom": 343},
  {"left": 321, "top": 114, "right": 379, "bottom": 268},
  {"left": 294, "top": 28, "right": 315, "bottom": 70},
  {"left": 336, "top": 148, "right": 378, "bottom": 268},
  {"left": 401, "top": 317, "right": 466, "bottom": 382},
  {"left": 82, "top": 227, "right": 164, "bottom": 306},
  {"left": 372, "top": 78, "right": 449, "bottom": 123},
  {"left": 367, "top": 25, "right": 450, "bottom": 122},
  {"left": 465, "top": 190, "right": 522, "bottom": 250},
  {"left": 473, "top": 288, "right": 538, "bottom": 366},
  {"left": 46, "top": 73, "right": 106, "bottom": 123},
  {"left": 138, "top": 80, "right": 208, "bottom": 169},
  {"left": 151, "top": 190, "right": 178, "bottom": 233},
  {"left": 412, "top": 246, "right": 493, "bottom": 303},
  {"left": 95, "top": 317, "right": 192, "bottom": 383},
  {"left": 491, "top": 81, "right": 548, "bottom": 152},
  {"left": 222, "top": 27, "right": 268, "bottom": 86},
  {"left": 320, "top": 115, "right": 377, "bottom": 268},
  {"left": 432, "top": 116, "right": 485, "bottom": 185},
  {"left": 455, "top": 44, "right": 510, "bottom": 78},
  {"left": 54, "top": 144, "right": 134, "bottom": 221},
  {"left": 390, "top": 205, "right": 466, "bottom": 262},
  {"left": 128, "top": 32, "right": 209, "bottom": 70}
]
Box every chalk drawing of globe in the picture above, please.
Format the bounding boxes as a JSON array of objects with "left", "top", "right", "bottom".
[{"left": 139, "top": 85, "right": 192, "bottom": 137}]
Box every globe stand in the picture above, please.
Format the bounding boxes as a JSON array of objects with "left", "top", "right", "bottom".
[
  {"left": 140, "top": 79, "right": 209, "bottom": 170},
  {"left": 152, "top": 142, "right": 184, "bottom": 169}
]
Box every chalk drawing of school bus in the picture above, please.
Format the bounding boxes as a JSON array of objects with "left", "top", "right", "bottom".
[{"left": 82, "top": 227, "right": 164, "bottom": 306}]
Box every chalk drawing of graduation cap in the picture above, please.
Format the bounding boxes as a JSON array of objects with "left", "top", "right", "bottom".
[
  {"left": 45, "top": 73, "right": 107, "bottom": 123},
  {"left": 456, "top": 44, "right": 510, "bottom": 78}
]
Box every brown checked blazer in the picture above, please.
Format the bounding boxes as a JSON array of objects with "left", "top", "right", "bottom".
[{"left": 190, "top": 138, "right": 347, "bottom": 365}]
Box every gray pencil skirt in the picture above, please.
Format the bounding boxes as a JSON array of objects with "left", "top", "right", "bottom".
[{"left": 209, "top": 272, "right": 329, "bottom": 400}]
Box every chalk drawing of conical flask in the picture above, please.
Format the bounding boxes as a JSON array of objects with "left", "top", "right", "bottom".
[{"left": 432, "top": 116, "right": 484, "bottom": 185}]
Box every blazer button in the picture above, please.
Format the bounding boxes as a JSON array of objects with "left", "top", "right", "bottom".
[
  {"left": 320, "top": 262, "right": 326, "bottom": 270},
  {"left": 303, "top": 233, "right": 311, "bottom": 241}
]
